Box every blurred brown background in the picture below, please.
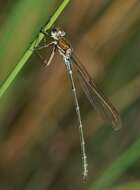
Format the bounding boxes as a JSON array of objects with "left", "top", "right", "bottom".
[{"left": 0, "top": 0, "right": 140, "bottom": 190}]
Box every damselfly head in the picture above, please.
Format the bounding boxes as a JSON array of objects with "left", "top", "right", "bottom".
[{"left": 51, "top": 27, "right": 66, "bottom": 40}]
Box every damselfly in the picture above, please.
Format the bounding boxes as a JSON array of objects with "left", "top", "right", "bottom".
[{"left": 34, "top": 27, "right": 122, "bottom": 180}]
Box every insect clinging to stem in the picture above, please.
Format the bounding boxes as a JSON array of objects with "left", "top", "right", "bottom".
[{"left": 33, "top": 26, "right": 122, "bottom": 180}]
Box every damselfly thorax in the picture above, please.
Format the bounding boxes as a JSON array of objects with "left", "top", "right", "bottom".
[
  {"left": 57, "top": 37, "right": 71, "bottom": 51},
  {"left": 55, "top": 37, "right": 72, "bottom": 61}
]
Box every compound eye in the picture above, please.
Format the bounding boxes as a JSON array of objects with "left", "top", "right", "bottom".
[{"left": 51, "top": 27, "right": 57, "bottom": 33}]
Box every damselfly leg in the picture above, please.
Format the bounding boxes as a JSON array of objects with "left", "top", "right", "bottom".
[{"left": 33, "top": 34, "right": 56, "bottom": 67}]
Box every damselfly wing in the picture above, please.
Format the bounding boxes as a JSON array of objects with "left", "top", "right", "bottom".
[{"left": 71, "top": 54, "right": 122, "bottom": 130}]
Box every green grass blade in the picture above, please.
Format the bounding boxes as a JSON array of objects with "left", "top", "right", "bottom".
[{"left": 0, "top": 0, "right": 70, "bottom": 98}]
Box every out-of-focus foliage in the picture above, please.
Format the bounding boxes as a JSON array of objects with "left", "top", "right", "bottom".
[
  {"left": 0, "top": 0, "right": 140, "bottom": 190},
  {"left": 111, "top": 181, "right": 140, "bottom": 190}
]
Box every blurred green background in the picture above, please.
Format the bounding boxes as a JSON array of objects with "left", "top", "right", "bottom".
[{"left": 0, "top": 0, "right": 140, "bottom": 190}]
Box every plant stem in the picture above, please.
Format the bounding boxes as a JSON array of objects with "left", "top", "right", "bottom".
[{"left": 0, "top": 0, "right": 70, "bottom": 98}]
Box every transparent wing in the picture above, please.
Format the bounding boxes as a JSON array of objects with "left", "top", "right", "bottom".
[{"left": 71, "top": 54, "right": 122, "bottom": 130}]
